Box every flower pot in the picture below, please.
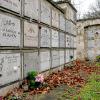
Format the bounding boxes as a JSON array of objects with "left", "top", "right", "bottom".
[{"left": 35, "top": 82, "right": 41, "bottom": 88}]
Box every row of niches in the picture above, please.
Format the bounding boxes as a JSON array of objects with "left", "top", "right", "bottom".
[
  {"left": 0, "top": 0, "right": 76, "bottom": 31},
  {"left": 0, "top": 13, "right": 76, "bottom": 48},
  {"left": 0, "top": 49, "right": 76, "bottom": 87}
]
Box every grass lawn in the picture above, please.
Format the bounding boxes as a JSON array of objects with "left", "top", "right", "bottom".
[
  {"left": 96, "top": 62, "right": 100, "bottom": 67},
  {"left": 73, "top": 73, "right": 100, "bottom": 100}
]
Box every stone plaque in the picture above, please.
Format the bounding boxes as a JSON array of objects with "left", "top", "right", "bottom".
[
  {"left": 70, "top": 36, "right": 74, "bottom": 48},
  {"left": 52, "top": 50, "right": 59, "bottom": 68},
  {"left": 88, "top": 40, "right": 95, "bottom": 48},
  {"left": 40, "top": 0, "right": 51, "bottom": 25},
  {"left": 60, "top": 50, "right": 64, "bottom": 65},
  {"left": 66, "top": 20, "right": 71, "bottom": 33},
  {"left": 0, "top": 53, "right": 20, "bottom": 86},
  {"left": 24, "top": 0, "right": 39, "bottom": 20},
  {"left": 66, "top": 35, "right": 70, "bottom": 48},
  {"left": 40, "top": 27, "right": 50, "bottom": 47},
  {"left": 24, "top": 52, "right": 39, "bottom": 77},
  {"left": 52, "top": 29, "right": 59, "bottom": 47},
  {"left": 0, "top": 14, "right": 20, "bottom": 46},
  {"left": 66, "top": 50, "right": 70, "bottom": 63},
  {"left": 24, "top": 21, "right": 38, "bottom": 47},
  {"left": 60, "top": 14, "right": 65, "bottom": 31},
  {"left": 0, "top": 0, "right": 21, "bottom": 13},
  {"left": 60, "top": 32, "right": 65, "bottom": 47},
  {"left": 95, "top": 39, "right": 100, "bottom": 48},
  {"left": 87, "top": 49, "right": 95, "bottom": 59},
  {"left": 52, "top": 8, "right": 59, "bottom": 28},
  {"left": 40, "top": 50, "right": 50, "bottom": 71}
]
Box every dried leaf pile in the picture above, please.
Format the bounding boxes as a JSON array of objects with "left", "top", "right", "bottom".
[
  {"left": 45, "top": 60, "right": 97, "bottom": 89},
  {"left": 4, "top": 60, "right": 99, "bottom": 99}
]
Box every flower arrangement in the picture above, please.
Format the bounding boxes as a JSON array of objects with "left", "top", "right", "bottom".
[
  {"left": 25, "top": 71, "right": 44, "bottom": 89},
  {"left": 35, "top": 74, "right": 44, "bottom": 83}
]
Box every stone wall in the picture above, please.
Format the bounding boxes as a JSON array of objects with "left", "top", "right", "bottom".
[{"left": 77, "top": 18, "right": 100, "bottom": 59}]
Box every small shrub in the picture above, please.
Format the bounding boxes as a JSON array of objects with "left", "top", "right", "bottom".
[
  {"left": 27, "top": 71, "right": 37, "bottom": 80},
  {"left": 27, "top": 71, "right": 38, "bottom": 89},
  {"left": 29, "top": 80, "right": 36, "bottom": 89},
  {"left": 96, "top": 55, "right": 100, "bottom": 62},
  {"left": 96, "top": 55, "right": 100, "bottom": 66}
]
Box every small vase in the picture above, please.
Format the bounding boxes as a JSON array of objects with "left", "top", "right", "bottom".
[{"left": 35, "top": 82, "right": 41, "bottom": 88}]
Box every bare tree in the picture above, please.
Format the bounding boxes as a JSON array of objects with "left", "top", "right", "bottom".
[{"left": 83, "top": 0, "right": 100, "bottom": 18}]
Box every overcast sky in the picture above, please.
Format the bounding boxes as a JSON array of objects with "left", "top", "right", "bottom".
[
  {"left": 72, "top": 0, "right": 96, "bottom": 18},
  {"left": 53, "top": 0, "right": 96, "bottom": 18}
]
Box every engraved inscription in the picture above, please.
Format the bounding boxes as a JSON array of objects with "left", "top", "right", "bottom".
[{"left": 0, "top": 14, "right": 20, "bottom": 46}]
